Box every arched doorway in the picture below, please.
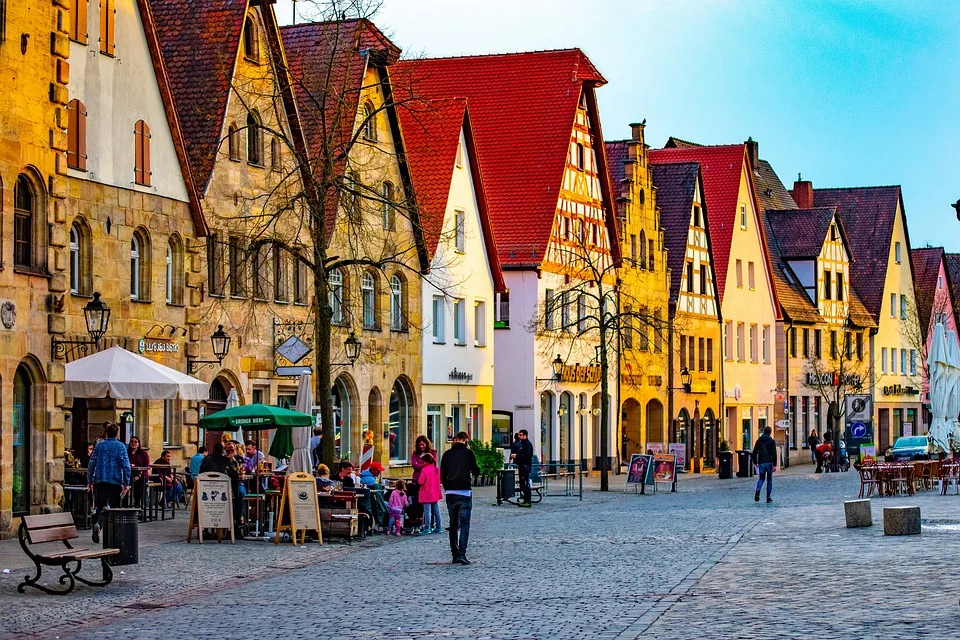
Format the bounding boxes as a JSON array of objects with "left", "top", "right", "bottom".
[
  {"left": 644, "top": 399, "right": 664, "bottom": 450},
  {"left": 13, "top": 365, "right": 31, "bottom": 516},
  {"left": 540, "top": 391, "right": 554, "bottom": 463},
  {"left": 559, "top": 392, "right": 573, "bottom": 464},
  {"left": 333, "top": 375, "right": 353, "bottom": 459},
  {"left": 704, "top": 408, "right": 717, "bottom": 467},
  {"left": 622, "top": 398, "right": 642, "bottom": 459},
  {"left": 677, "top": 408, "right": 691, "bottom": 469},
  {"left": 591, "top": 392, "right": 603, "bottom": 470},
  {"left": 388, "top": 378, "right": 412, "bottom": 462}
]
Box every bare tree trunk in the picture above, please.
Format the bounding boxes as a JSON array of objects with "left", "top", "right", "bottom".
[
  {"left": 600, "top": 322, "right": 610, "bottom": 492},
  {"left": 310, "top": 210, "right": 336, "bottom": 468}
]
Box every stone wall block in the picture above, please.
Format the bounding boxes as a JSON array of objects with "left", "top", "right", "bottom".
[
  {"left": 185, "top": 307, "right": 204, "bottom": 325},
  {"left": 53, "top": 199, "right": 67, "bottom": 223},
  {"left": 50, "top": 224, "right": 67, "bottom": 248},
  {"left": 50, "top": 126, "right": 67, "bottom": 152},
  {"left": 51, "top": 432, "right": 64, "bottom": 458},
  {"left": 48, "top": 313, "right": 66, "bottom": 335},
  {"left": 54, "top": 152, "right": 68, "bottom": 176},
  {"left": 53, "top": 248, "right": 66, "bottom": 272},
  {"left": 186, "top": 341, "right": 200, "bottom": 358},
  {"left": 49, "top": 175, "right": 67, "bottom": 199},
  {"left": 53, "top": 386, "right": 65, "bottom": 409},
  {"left": 56, "top": 58, "right": 70, "bottom": 85},
  {"left": 49, "top": 81, "right": 68, "bottom": 105},
  {"left": 48, "top": 271, "right": 67, "bottom": 293},
  {"left": 47, "top": 361, "right": 65, "bottom": 384},
  {"left": 184, "top": 408, "right": 199, "bottom": 425},
  {"left": 50, "top": 32, "right": 70, "bottom": 58},
  {"left": 46, "top": 460, "right": 64, "bottom": 483}
]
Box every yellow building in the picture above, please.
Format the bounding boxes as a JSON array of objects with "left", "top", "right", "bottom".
[
  {"left": 605, "top": 123, "right": 671, "bottom": 463},
  {"left": 650, "top": 159, "right": 723, "bottom": 469},
  {"left": 0, "top": 0, "right": 70, "bottom": 530},
  {"left": 806, "top": 182, "right": 921, "bottom": 453}
]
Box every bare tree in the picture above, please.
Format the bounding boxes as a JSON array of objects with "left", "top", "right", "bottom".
[{"left": 527, "top": 231, "right": 669, "bottom": 491}]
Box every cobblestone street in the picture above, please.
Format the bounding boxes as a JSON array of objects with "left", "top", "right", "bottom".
[{"left": 2, "top": 466, "right": 958, "bottom": 639}]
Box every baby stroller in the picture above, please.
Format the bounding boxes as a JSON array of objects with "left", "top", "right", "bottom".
[{"left": 402, "top": 496, "right": 423, "bottom": 534}]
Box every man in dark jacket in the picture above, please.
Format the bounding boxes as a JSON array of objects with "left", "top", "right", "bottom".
[
  {"left": 440, "top": 431, "right": 481, "bottom": 565},
  {"left": 752, "top": 426, "right": 778, "bottom": 503},
  {"left": 510, "top": 430, "right": 534, "bottom": 507}
]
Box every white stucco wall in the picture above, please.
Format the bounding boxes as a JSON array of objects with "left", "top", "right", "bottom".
[{"left": 67, "top": 0, "right": 189, "bottom": 201}]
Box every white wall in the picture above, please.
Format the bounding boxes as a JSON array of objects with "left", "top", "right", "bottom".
[
  {"left": 67, "top": 0, "right": 189, "bottom": 201},
  {"left": 421, "top": 128, "right": 496, "bottom": 387}
]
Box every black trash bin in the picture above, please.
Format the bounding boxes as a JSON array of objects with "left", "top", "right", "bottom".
[
  {"left": 735, "top": 450, "right": 755, "bottom": 478},
  {"left": 717, "top": 451, "right": 734, "bottom": 479},
  {"left": 497, "top": 469, "right": 516, "bottom": 505},
  {"left": 102, "top": 507, "right": 139, "bottom": 566}
]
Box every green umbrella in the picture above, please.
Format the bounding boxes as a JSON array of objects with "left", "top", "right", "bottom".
[
  {"left": 268, "top": 423, "right": 295, "bottom": 459},
  {"left": 199, "top": 403, "right": 313, "bottom": 431}
]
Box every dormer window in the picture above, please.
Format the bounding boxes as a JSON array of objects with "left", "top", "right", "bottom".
[
  {"left": 830, "top": 224, "right": 838, "bottom": 241},
  {"left": 243, "top": 15, "right": 260, "bottom": 62}
]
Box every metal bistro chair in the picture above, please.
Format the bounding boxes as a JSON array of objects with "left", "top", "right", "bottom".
[{"left": 858, "top": 464, "right": 880, "bottom": 498}]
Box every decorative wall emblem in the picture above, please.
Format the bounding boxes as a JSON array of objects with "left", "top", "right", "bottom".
[{"left": 1, "top": 301, "right": 16, "bottom": 329}]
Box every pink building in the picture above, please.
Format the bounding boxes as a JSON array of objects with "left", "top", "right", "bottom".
[{"left": 911, "top": 248, "right": 959, "bottom": 409}]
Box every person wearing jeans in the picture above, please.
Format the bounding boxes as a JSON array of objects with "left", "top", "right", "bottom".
[
  {"left": 440, "top": 432, "right": 481, "bottom": 565},
  {"left": 510, "top": 430, "right": 534, "bottom": 507},
  {"left": 86, "top": 423, "right": 131, "bottom": 544},
  {"left": 752, "top": 425, "right": 778, "bottom": 503}
]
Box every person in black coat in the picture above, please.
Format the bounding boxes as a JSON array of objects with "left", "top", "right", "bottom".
[
  {"left": 440, "top": 432, "right": 481, "bottom": 565},
  {"left": 510, "top": 430, "right": 534, "bottom": 506},
  {"left": 752, "top": 426, "right": 778, "bottom": 503}
]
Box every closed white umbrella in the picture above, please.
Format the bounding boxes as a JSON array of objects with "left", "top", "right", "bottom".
[
  {"left": 64, "top": 345, "right": 208, "bottom": 400},
  {"left": 287, "top": 373, "right": 314, "bottom": 474},
  {"left": 927, "top": 323, "right": 951, "bottom": 450},
  {"left": 225, "top": 388, "right": 243, "bottom": 446},
  {"left": 944, "top": 331, "right": 960, "bottom": 448}
]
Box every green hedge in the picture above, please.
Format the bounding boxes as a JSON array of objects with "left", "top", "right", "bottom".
[{"left": 469, "top": 439, "right": 505, "bottom": 477}]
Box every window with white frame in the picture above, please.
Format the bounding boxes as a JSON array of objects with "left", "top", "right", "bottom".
[
  {"left": 381, "top": 182, "right": 394, "bottom": 231},
  {"left": 432, "top": 296, "right": 445, "bottom": 342},
  {"left": 453, "top": 298, "right": 466, "bottom": 344},
  {"left": 748, "top": 261, "right": 755, "bottom": 289},
  {"left": 910, "top": 349, "right": 917, "bottom": 376},
  {"left": 901, "top": 349, "right": 907, "bottom": 375},
  {"left": 577, "top": 294, "right": 587, "bottom": 331},
  {"left": 165, "top": 243, "right": 173, "bottom": 303},
  {"left": 736, "top": 323, "right": 745, "bottom": 361},
  {"left": 389, "top": 275, "right": 405, "bottom": 330},
  {"left": 130, "top": 234, "right": 141, "bottom": 300},
  {"left": 881, "top": 347, "right": 888, "bottom": 374},
  {"left": 724, "top": 321, "right": 733, "bottom": 361},
  {"left": 749, "top": 324, "right": 758, "bottom": 362},
  {"left": 361, "top": 271, "right": 376, "bottom": 329},
  {"left": 891, "top": 348, "right": 898, "bottom": 374},
  {"left": 736, "top": 259, "right": 743, "bottom": 287},
  {"left": 545, "top": 289, "right": 556, "bottom": 330},
  {"left": 740, "top": 204, "right": 747, "bottom": 229},
  {"left": 890, "top": 293, "right": 896, "bottom": 317},
  {"left": 762, "top": 325, "right": 770, "bottom": 363},
  {"left": 69, "top": 225, "right": 80, "bottom": 294},
  {"left": 900, "top": 295, "right": 907, "bottom": 320},
  {"left": 895, "top": 241, "right": 901, "bottom": 263},
  {"left": 454, "top": 210, "right": 465, "bottom": 253},
  {"left": 330, "top": 270, "right": 344, "bottom": 325},
  {"left": 474, "top": 301, "right": 486, "bottom": 346}
]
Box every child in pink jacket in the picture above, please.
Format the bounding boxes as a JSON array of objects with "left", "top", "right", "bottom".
[
  {"left": 387, "top": 480, "right": 408, "bottom": 536},
  {"left": 417, "top": 453, "right": 442, "bottom": 535}
]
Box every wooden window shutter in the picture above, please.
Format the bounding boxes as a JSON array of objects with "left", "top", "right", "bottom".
[
  {"left": 77, "top": 102, "right": 87, "bottom": 170},
  {"left": 99, "top": 0, "right": 115, "bottom": 55},
  {"left": 71, "top": 0, "right": 88, "bottom": 43},
  {"left": 142, "top": 121, "right": 151, "bottom": 186},
  {"left": 67, "top": 101, "right": 79, "bottom": 169},
  {"left": 134, "top": 121, "right": 144, "bottom": 185}
]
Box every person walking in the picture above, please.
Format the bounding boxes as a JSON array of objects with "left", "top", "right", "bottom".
[
  {"left": 807, "top": 430, "right": 820, "bottom": 465},
  {"left": 440, "top": 431, "right": 481, "bottom": 565},
  {"left": 86, "top": 422, "right": 131, "bottom": 543},
  {"left": 752, "top": 425, "right": 777, "bottom": 503},
  {"left": 510, "top": 430, "right": 534, "bottom": 507}
]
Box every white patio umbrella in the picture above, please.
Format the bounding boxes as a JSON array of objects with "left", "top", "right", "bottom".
[
  {"left": 64, "top": 345, "right": 208, "bottom": 400},
  {"left": 286, "top": 373, "right": 314, "bottom": 474},
  {"left": 944, "top": 331, "right": 960, "bottom": 448},
  {"left": 926, "top": 323, "right": 951, "bottom": 451}
]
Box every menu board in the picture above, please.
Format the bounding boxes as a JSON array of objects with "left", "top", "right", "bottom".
[
  {"left": 188, "top": 472, "right": 234, "bottom": 543},
  {"left": 668, "top": 443, "right": 687, "bottom": 470},
  {"left": 275, "top": 472, "right": 322, "bottom": 545},
  {"left": 653, "top": 453, "right": 676, "bottom": 484},
  {"left": 626, "top": 454, "right": 653, "bottom": 485}
]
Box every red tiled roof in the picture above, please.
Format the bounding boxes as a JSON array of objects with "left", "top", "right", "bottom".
[
  {"left": 765, "top": 208, "right": 837, "bottom": 258},
  {"left": 912, "top": 247, "right": 945, "bottom": 334},
  {"left": 945, "top": 253, "right": 960, "bottom": 328},
  {"left": 395, "top": 98, "right": 505, "bottom": 291},
  {"left": 149, "top": 0, "right": 249, "bottom": 194},
  {"left": 392, "top": 50, "right": 615, "bottom": 268},
  {"left": 648, "top": 144, "right": 750, "bottom": 304},
  {"left": 813, "top": 186, "right": 904, "bottom": 323}
]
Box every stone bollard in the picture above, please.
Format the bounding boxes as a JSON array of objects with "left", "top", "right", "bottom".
[
  {"left": 844, "top": 499, "right": 872, "bottom": 528},
  {"left": 883, "top": 506, "right": 921, "bottom": 536}
]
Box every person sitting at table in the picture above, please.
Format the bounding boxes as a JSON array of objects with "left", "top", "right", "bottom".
[
  {"left": 316, "top": 463, "right": 336, "bottom": 492},
  {"left": 243, "top": 441, "right": 265, "bottom": 474},
  {"left": 188, "top": 446, "right": 207, "bottom": 485},
  {"left": 338, "top": 460, "right": 358, "bottom": 488},
  {"left": 201, "top": 442, "right": 245, "bottom": 529},
  {"left": 127, "top": 437, "right": 151, "bottom": 507},
  {"left": 153, "top": 449, "right": 185, "bottom": 506}
]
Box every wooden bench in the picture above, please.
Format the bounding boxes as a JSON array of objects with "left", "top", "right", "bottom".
[{"left": 17, "top": 512, "right": 119, "bottom": 595}]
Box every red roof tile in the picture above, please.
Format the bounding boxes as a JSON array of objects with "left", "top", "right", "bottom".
[
  {"left": 648, "top": 144, "right": 750, "bottom": 304},
  {"left": 765, "top": 208, "right": 837, "bottom": 258},
  {"left": 813, "top": 186, "right": 905, "bottom": 323},
  {"left": 392, "top": 50, "right": 614, "bottom": 268},
  {"left": 149, "top": 0, "right": 249, "bottom": 194},
  {"left": 394, "top": 97, "right": 504, "bottom": 291}
]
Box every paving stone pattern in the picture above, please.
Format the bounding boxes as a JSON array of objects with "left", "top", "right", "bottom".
[{"left": 2, "top": 467, "right": 957, "bottom": 639}]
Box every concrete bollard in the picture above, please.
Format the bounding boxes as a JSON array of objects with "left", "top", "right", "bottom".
[
  {"left": 883, "top": 506, "right": 921, "bottom": 536},
  {"left": 844, "top": 499, "right": 872, "bottom": 528}
]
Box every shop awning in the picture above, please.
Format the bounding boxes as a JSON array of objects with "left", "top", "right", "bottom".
[{"left": 64, "top": 345, "right": 209, "bottom": 400}]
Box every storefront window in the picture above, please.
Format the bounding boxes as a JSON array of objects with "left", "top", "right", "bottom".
[
  {"left": 389, "top": 379, "right": 410, "bottom": 461},
  {"left": 427, "top": 405, "right": 443, "bottom": 449},
  {"left": 741, "top": 407, "right": 753, "bottom": 451},
  {"left": 492, "top": 411, "right": 513, "bottom": 448},
  {"left": 332, "top": 379, "right": 351, "bottom": 458}
]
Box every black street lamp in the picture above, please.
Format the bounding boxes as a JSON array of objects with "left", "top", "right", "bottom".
[
  {"left": 538, "top": 354, "right": 565, "bottom": 382},
  {"left": 52, "top": 292, "right": 112, "bottom": 359},
  {"left": 679, "top": 367, "right": 693, "bottom": 392},
  {"left": 332, "top": 332, "right": 362, "bottom": 367},
  {"left": 187, "top": 325, "right": 232, "bottom": 374}
]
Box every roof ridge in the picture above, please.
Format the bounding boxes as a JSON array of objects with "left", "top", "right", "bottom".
[
  {"left": 815, "top": 185, "right": 902, "bottom": 191},
  {"left": 412, "top": 47, "right": 586, "bottom": 63}
]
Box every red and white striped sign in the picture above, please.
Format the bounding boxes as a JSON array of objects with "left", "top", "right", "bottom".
[{"left": 360, "top": 445, "right": 375, "bottom": 471}]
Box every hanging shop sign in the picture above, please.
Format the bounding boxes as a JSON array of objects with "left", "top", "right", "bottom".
[
  {"left": 559, "top": 363, "right": 602, "bottom": 384},
  {"left": 138, "top": 338, "right": 180, "bottom": 354},
  {"left": 806, "top": 372, "right": 861, "bottom": 387}
]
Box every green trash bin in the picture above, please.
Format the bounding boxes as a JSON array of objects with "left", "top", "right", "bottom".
[{"left": 102, "top": 507, "right": 140, "bottom": 566}]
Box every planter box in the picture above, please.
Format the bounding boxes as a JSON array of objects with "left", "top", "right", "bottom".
[{"left": 320, "top": 507, "right": 358, "bottom": 538}]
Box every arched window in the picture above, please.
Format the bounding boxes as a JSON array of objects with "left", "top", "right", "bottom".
[
  {"left": 329, "top": 270, "right": 344, "bottom": 325},
  {"left": 69, "top": 225, "right": 80, "bottom": 294},
  {"left": 243, "top": 15, "right": 259, "bottom": 61},
  {"left": 361, "top": 271, "right": 377, "bottom": 329},
  {"left": 130, "top": 234, "right": 141, "bottom": 300},
  {"left": 362, "top": 101, "right": 377, "bottom": 141},
  {"left": 270, "top": 137, "right": 281, "bottom": 172},
  {"left": 14, "top": 174, "right": 38, "bottom": 270},
  {"left": 389, "top": 274, "right": 405, "bottom": 331},
  {"left": 166, "top": 235, "right": 184, "bottom": 305},
  {"left": 247, "top": 112, "right": 262, "bottom": 166},
  {"left": 381, "top": 181, "right": 394, "bottom": 230},
  {"left": 134, "top": 120, "right": 151, "bottom": 186},
  {"left": 228, "top": 124, "right": 240, "bottom": 161},
  {"left": 67, "top": 99, "right": 88, "bottom": 171},
  {"left": 131, "top": 228, "right": 151, "bottom": 301},
  {"left": 388, "top": 379, "right": 411, "bottom": 461}
]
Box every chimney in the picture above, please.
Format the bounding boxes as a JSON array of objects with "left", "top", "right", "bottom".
[
  {"left": 745, "top": 137, "right": 758, "bottom": 172},
  {"left": 792, "top": 173, "right": 814, "bottom": 209}
]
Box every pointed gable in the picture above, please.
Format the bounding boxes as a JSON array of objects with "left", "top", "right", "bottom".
[
  {"left": 395, "top": 98, "right": 504, "bottom": 291},
  {"left": 392, "top": 49, "right": 617, "bottom": 268},
  {"left": 813, "top": 186, "right": 905, "bottom": 323},
  {"left": 912, "top": 247, "right": 946, "bottom": 334},
  {"left": 647, "top": 161, "right": 705, "bottom": 303},
  {"left": 648, "top": 144, "right": 751, "bottom": 303}
]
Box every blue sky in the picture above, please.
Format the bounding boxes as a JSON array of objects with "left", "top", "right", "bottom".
[{"left": 275, "top": 0, "right": 960, "bottom": 250}]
